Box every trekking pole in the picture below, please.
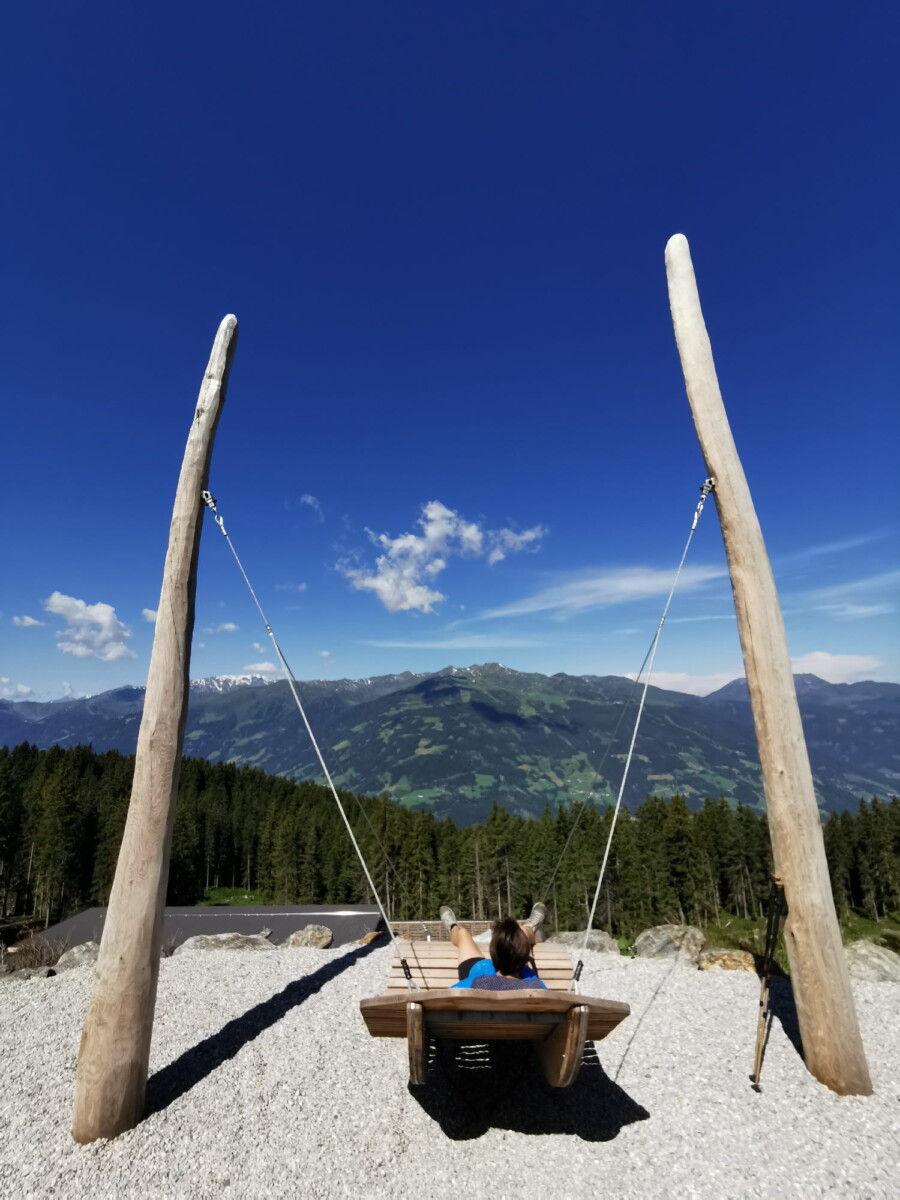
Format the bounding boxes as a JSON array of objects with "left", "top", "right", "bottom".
[{"left": 751, "top": 876, "right": 787, "bottom": 1091}]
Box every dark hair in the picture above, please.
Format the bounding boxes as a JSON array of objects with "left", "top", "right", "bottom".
[{"left": 490, "top": 917, "right": 530, "bottom": 976}]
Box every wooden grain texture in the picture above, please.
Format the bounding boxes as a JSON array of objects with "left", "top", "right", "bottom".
[
  {"left": 387, "top": 940, "right": 574, "bottom": 992},
  {"left": 360, "top": 989, "right": 629, "bottom": 1044},
  {"left": 71, "top": 316, "right": 239, "bottom": 1142},
  {"left": 539, "top": 1004, "right": 589, "bottom": 1087},
  {"left": 407, "top": 1003, "right": 427, "bottom": 1086},
  {"left": 665, "top": 234, "right": 872, "bottom": 1097}
]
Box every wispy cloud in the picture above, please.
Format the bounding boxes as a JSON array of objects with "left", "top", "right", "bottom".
[
  {"left": 779, "top": 530, "right": 892, "bottom": 566},
  {"left": 276, "top": 582, "right": 308, "bottom": 592},
  {"left": 362, "top": 634, "right": 549, "bottom": 650},
  {"left": 252, "top": 641, "right": 266, "bottom": 654},
  {"left": 486, "top": 525, "right": 547, "bottom": 565},
  {"left": 480, "top": 565, "right": 726, "bottom": 621},
  {"left": 141, "top": 608, "right": 158, "bottom": 624},
  {"left": 301, "top": 494, "right": 324, "bottom": 521},
  {"left": 44, "top": 592, "right": 135, "bottom": 660},
  {"left": 643, "top": 650, "right": 885, "bottom": 695},
  {"left": 338, "top": 500, "right": 546, "bottom": 613},
  {"left": 629, "top": 670, "right": 744, "bottom": 697},
  {"left": 203, "top": 622, "right": 240, "bottom": 634},
  {"left": 318, "top": 650, "right": 332, "bottom": 660},
  {"left": 666, "top": 613, "right": 736, "bottom": 625},
  {"left": 0, "top": 676, "right": 33, "bottom": 699},
  {"left": 243, "top": 661, "right": 279, "bottom": 674},
  {"left": 12, "top": 615, "right": 44, "bottom": 627},
  {"left": 790, "top": 650, "right": 881, "bottom": 683},
  {"left": 799, "top": 570, "right": 899, "bottom": 620}
]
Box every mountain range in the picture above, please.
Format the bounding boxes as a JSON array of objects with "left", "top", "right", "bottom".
[{"left": 2, "top": 665, "right": 898, "bottom": 823}]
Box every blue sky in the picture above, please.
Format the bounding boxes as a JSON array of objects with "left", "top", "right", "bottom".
[{"left": 2, "top": 3, "right": 898, "bottom": 702}]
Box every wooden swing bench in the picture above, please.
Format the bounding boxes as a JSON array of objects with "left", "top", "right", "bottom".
[{"left": 359, "top": 936, "right": 630, "bottom": 1088}]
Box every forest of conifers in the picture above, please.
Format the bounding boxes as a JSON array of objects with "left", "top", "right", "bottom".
[{"left": 1, "top": 742, "right": 898, "bottom": 935}]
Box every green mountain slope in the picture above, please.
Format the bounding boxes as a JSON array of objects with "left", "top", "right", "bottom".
[{"left": 2, "top": 664, "right": 897, "bottom": 822}]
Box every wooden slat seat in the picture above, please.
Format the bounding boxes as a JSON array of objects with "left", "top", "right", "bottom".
[
  {"left": 361, "top": 987, "right": 631, "bottom": 1044},
  {"left": 385, "top": 939, "right": 575, "bottom": 993},
  {"left": 360, "top": 936, "right": 630, "bottom": 1088}
]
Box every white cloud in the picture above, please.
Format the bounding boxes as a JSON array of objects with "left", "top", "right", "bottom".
[
  {"left": 794, "top": 570, "right": 899, "bottom": 620},
  {"left": 142, "top": 608, "right": 158, "bottom": 624},
  {"left": 276, "top": 582, "right": 308, "bottom": 592},
  {"left": 301, "top": 494, "right": 323, "bottom": 521},
  {"left": 0, "top": 676, "right": 33, "bottom": 700},
  {"left": 779, "top": 530, "right": 892, "bottom": 566},
  {"left": 481, "top": 565, "right": 727, "bottom": 621},
  {"left": 629, "top": 670, "right": 744, "bottom": 697},
  {"left": 61, "top": 681, "right": 74, "bottom": 698},
  {"left": 203, "top": 622, "right": 240, "bottom": 634},
  {"left": 486, "top": 526, "right": 547, "bottom": 565},
  {"left": 318, "top": 650, "right": 332, "bottom": 659},
  {"left": 44, "top": 591, "right": 135, "bottom": 660},
  {"left": 12, "top": 615, "right": 44, "bottom": 627},
  {"left": 243, "top": 661, "right": 280, "bottom": 674},
  {"left": 338, "top": 501, "right": 546, "bottom": 613},
  {"left": 363, "top": 635, "right": 548, "bottom": 650},
  {"left": 790, "top": 651, "right": 881, "bottom": 684},
  {"left": 252, "top": 642, "right": 266, "bottom": 654}
]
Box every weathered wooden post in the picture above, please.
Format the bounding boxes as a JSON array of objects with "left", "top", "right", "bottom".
[
  {"left": 72, "top": 315, "right": 239, "bottom": 1142},
  {"left": 665, "top": 234, "right": 871, "bottom": 1096}
]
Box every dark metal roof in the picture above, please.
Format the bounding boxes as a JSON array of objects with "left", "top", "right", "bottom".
[{"left": 40, "top": 904, "right": 383, "bottom": 950}]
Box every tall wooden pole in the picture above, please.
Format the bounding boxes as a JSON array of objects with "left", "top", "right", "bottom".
[
  {"left": 72, "top": 315, "right": 239, "bottom": 1142},
  {"left": 664, "top": 234, "right": 871, "bottom": 1096}
]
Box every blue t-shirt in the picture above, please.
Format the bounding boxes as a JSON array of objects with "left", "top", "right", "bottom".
[{"left": 452, "top": 958, "right": 546, "bottom": 990}]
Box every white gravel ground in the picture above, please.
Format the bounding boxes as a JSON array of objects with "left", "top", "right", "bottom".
[{"left": 1, "top": 942, "right": 898, "bottom": 1199}]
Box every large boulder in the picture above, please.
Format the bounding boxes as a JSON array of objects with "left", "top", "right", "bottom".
[
  {"left": 633, "top": 925, "right": 704, "bottom": 965},
  {"left": 546, "top": 930, "right": 620, "bottom": 955},
  {"left": 282, "top": 925, "right": 333, "bottom": 949},
  {"left": 173, "top": 933, "right": 276, "bottom": 955},
  {"left": 844, "top": 940, "right": 900, "bottom": 983},
  {"left": 698, "top": 948, "right": 756, "bottom": 974},
  {"left": 55, "top": 941, "right": 100, "bottom": 972}
]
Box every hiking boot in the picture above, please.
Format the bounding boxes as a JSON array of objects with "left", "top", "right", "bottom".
[
  {"left": 523, "top": 902, "right": 546, "bottom": 932},
  {"left": 439, "top": 905, "right": 459, "bottom": 935}
]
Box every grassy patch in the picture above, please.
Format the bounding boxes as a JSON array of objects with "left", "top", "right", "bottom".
[
  {"left": 840, "top": 910, "right": 900, "bottom": 947},
  {"left": 198, "top": 887, "right": 266, "bottom": 907},
  {"left": 414, "top": 738, "right": 446, "bottom": 756}
]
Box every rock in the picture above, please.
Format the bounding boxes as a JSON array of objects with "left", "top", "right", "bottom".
[
  {"left": 546, "top": 930, "right": 620, "bottom": 955},
  {"left": 173, "top": 933, "right": 278, "bottom": 955},
  {"left": 844, "top": 940, "right": 900, "bottom": 983},
  {"left": 698, "top": 948, "right": 756, "bottom": 973},
  {"left": 55, "top": 941, "right": 100, "bottom": 972},
  {"left": 282, "top": 925, "right": 333, "bottom": 949},
  {"left": 633, "top": 924, "right": 705, "bottom": 965},
  {"left": 357, "top": 931, "right": 383, "bottom": 946}
]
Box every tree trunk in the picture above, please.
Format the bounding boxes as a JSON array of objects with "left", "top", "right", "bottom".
[
  {"left": 71, "top": 316, "right": 238, "bottom": 1142},
  {"left": 665, "top": 235, "right": 871, "bottom": 1096}
]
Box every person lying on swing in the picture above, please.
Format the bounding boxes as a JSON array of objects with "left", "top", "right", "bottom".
[{"left": 440, "top": 903, "right": 547, "bottom": 991}]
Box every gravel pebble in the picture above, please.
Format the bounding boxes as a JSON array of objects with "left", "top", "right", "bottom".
[{"left": 1, "top": 943, "right": 897, "bottom": 1198}]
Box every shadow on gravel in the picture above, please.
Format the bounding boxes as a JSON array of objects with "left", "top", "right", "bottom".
[
  {"left": 145, "top": 939, "right": 381, "bottom": 1118},
  {"left": 760, "top": 971, "right": 804, "bottom": 1062},
  {"left": 411, "top": 1040, "right": 650, "bottom": 1141}
]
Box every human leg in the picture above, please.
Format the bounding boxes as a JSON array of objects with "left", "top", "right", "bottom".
[
  {"left": 440, "top": 904, "right": 484, "bottom": 967},
  {"left": 451, "top": 922, "right": 483, "bottom": 965}
]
